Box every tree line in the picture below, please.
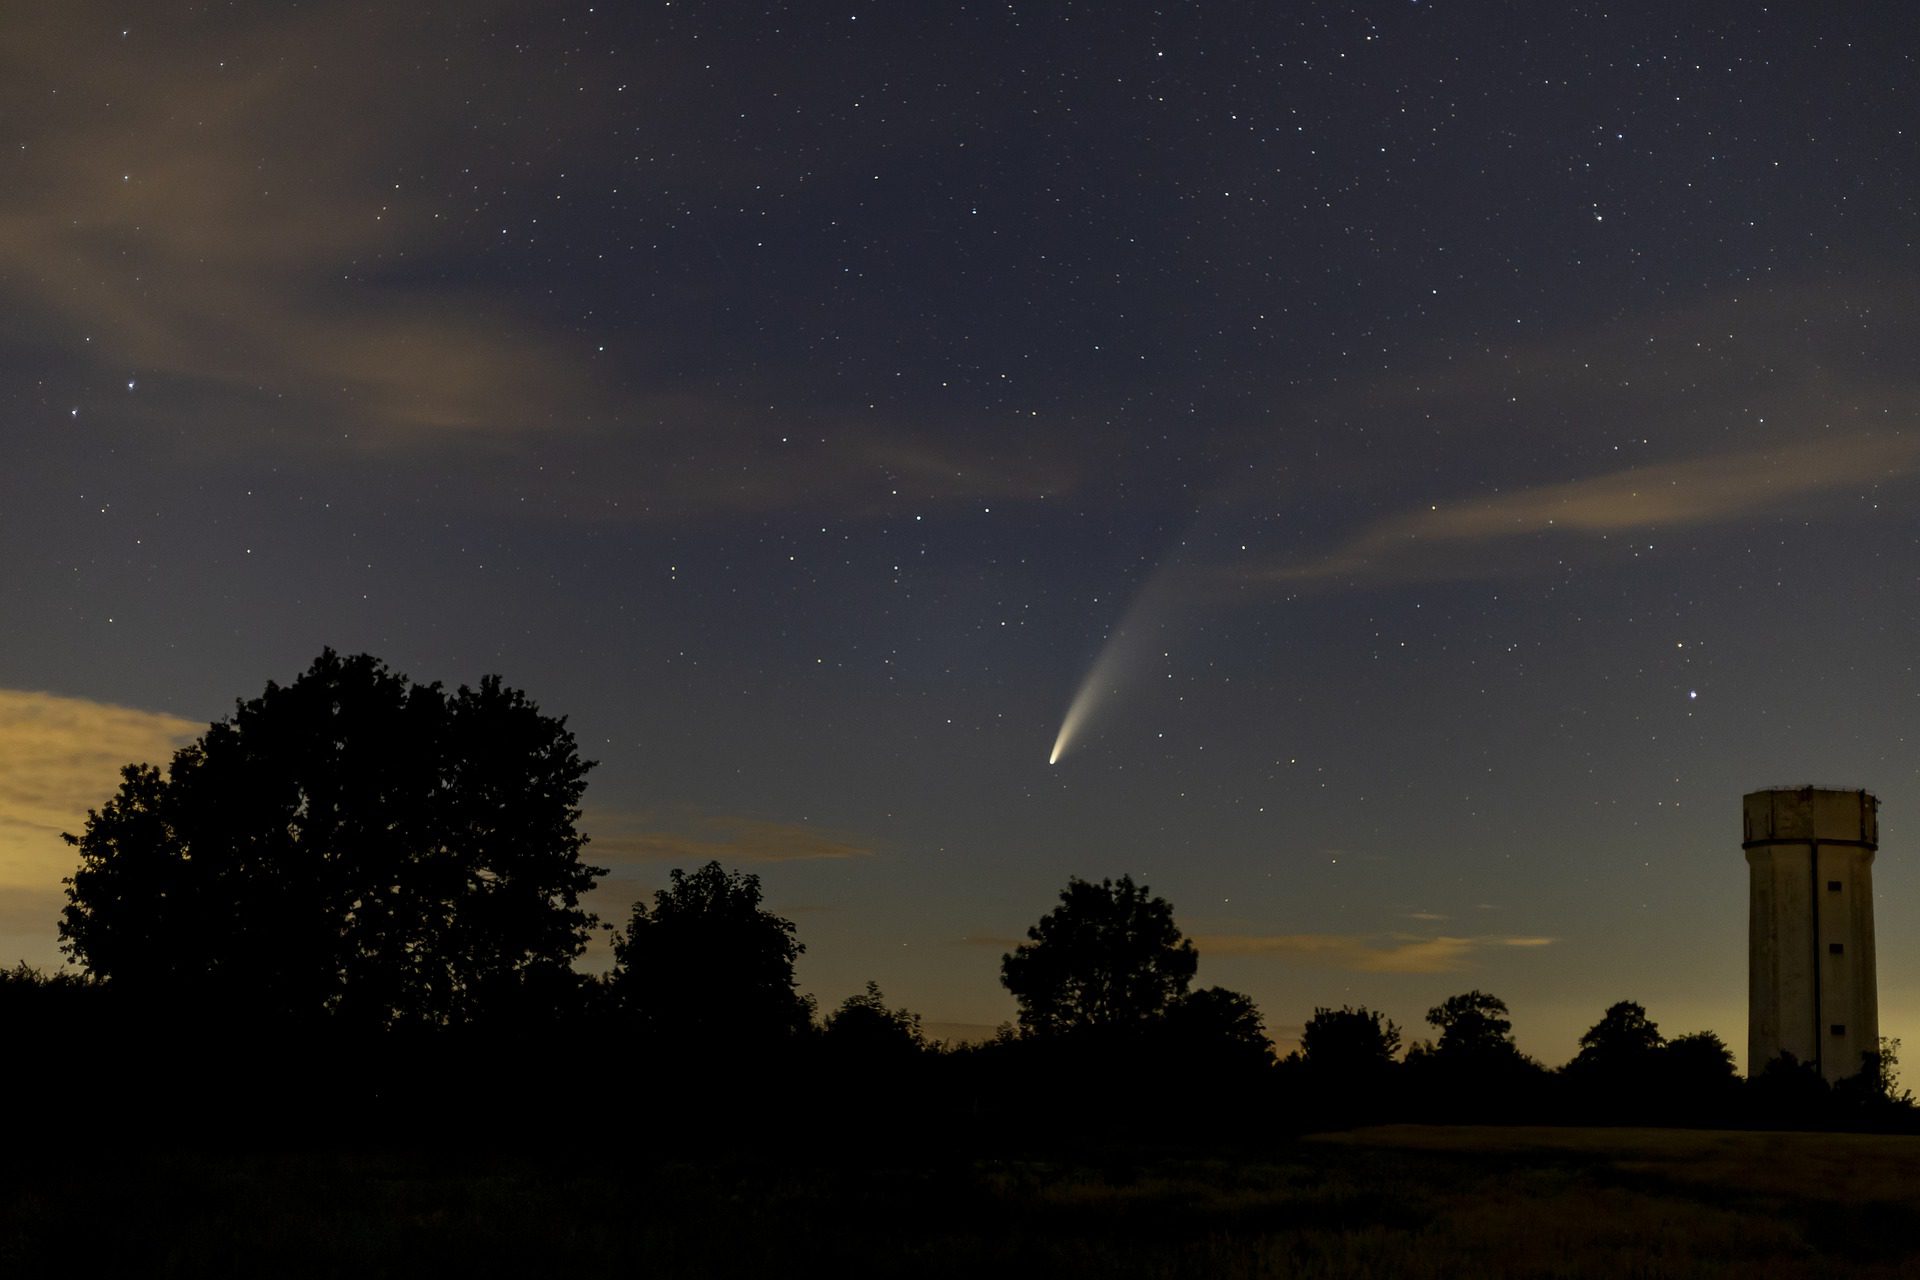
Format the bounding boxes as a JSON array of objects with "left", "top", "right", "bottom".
[{"left": 8, "top": 653, "right": 1911, "bottom": 1145}]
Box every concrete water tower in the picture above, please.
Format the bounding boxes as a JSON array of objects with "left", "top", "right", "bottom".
[{"left": 1744, "top": 786, "right": 1879, "bottom": 1082}]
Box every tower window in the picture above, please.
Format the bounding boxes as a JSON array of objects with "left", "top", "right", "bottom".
[
  {"left": 1830, "top": 942, "right": 1845, "bottom": 955},
  {"left": 1828, "top": 881, "right": 1843, "bottom": 892},
  {"left": 1831, "top": 1024, "right": 1847, "bottom": 1036}
]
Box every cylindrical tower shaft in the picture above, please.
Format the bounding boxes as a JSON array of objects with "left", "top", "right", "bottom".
[{"left": 1744, "top": 787, "right": 1879, "bottom": 1083}]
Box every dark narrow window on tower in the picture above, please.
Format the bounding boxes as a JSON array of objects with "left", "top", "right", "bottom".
[
  {"left": 1830, "top": 942, "right": 1845, "bottom": 955},
  {"left": 1828, "top": 881, "right": 1843, "bottom": 892},
  {"left": 1831, "top": 1024, "right": 1847, "bottom": 1036}
]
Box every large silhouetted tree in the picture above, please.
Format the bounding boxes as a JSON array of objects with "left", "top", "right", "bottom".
[
  {"left": 60, "top": 650, "right": 603, "bottom": 1027},
  {"left": 608, "top": 861, "right": 813, "bottom": 1049},
  {"left": 1000, "top": 875, "right": 1197, "bottom": 1035}
]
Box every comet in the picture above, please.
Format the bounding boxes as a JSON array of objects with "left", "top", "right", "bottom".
[{"left": 1047, "top": 561, "right": 1186, "bottom": 765}]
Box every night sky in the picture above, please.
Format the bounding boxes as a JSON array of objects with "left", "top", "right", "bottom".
[{"left": 5, "top": 2, "right": 1918, "bottom": 1064}]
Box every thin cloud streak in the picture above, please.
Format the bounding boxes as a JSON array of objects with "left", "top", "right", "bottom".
[
  {"left": 1197, "top": 933, "right": 1555, "bottom": 975},
  {"left": 1257, "top": 434, "right": 1920, "bottom": 586}
]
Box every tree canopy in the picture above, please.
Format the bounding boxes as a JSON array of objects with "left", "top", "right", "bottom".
[
  {"left": 1000, "top": 875, "right": 1197, "bottom": 1036},
  {"left": 608, "top": 860, "right": 813, "bottom": 1048},
  {"left": 1426, "top": 990, "right": 1519, "bottom": 1060},
  {"left": 1161, "top": 985, "right": 1275, "bottom": 1065},
  {"left": 1301, "top": 1005, "right": 1403, "bottom": 1075},
  {"left": 60, "top": 650, "right": 603, "bottom": 1027},
  {"left": 1569, "top": 1000, "right": 1665, "bottom": 1074},
  {"left": 823, "top": 981, "right": 927, "bottom": 1058}
]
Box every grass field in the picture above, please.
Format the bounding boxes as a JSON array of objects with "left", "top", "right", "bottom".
[{"left": 5, "top": 1125, "right": 1920, "bottom": 1277}]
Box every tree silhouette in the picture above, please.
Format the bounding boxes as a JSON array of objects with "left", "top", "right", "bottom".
[
  {"left": 1659, "top": 1029, "right": 1741, "bottom": 1121},
  {"left": 1563, "top": 1000, "right": 1667, "bottom": 1119},
  {"left": 1751, "top": 1051, "right": 1830, "bottom": 1121},
  {"left": 608, "top": 861, "right": 813, "bottom": 1050},
  {"left": 1000, "top": 875, "right": 1197, "bottom": 1035},
  {"left": 1834, "top": 1038, "right": 1915, "bottom": 1112},
  {"left": 1569, "top": 1000, "right": 1664, "bottom": 1072},
  {"left": 1405, "top": 989, "right": 1545, "bottom": 1120},
  {"left": 1663, "top": 1029, "right": 1736, "bottom": 1082},
  {"left": 1162, "top": 985, "right": 1275, "bottom": 1065},
  {"left": 60, "top": 650, "right": 603, "bottom": 1027},
  {"left": 823, "top": 981, "right": 926, "bottom": 1058},
  {"left": 1290, "top": 1005, "right": 1402, "bottom": 1123},
  {"left": 1301, "top": 1005, "right": 1402, "bottom": 1075},
  {"left": 1426, "top": 990, "right": 1518, "bottom": 1061}
]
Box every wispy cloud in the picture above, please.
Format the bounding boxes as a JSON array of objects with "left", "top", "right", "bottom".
[
  {"left": 0, "top": 690, "right": 199, "bottom": 963},
  {"left": 0, "top": 4, "right": 1080, "bottom": 522},
  {"left": 0, "top": 690, "right": 199, "bottom": 884},
  {"left": 1257, "top": 434, "right": 1920, "bottom": 586},
  {"left": 0, "top": 6, "right": 581, "bottom": 444},
  {"left": 585, "top": 813, "right": 873, "bottom": 866},
  {"left": 1196, "top": 932, "right": 1554, "bottom": 975}
]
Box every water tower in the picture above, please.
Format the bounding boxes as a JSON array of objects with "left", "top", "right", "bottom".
[{"left": 1744, "top": 786, "right": 1879, "bottom": 1082}]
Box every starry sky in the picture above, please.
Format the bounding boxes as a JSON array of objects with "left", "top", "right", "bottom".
[{"left": 4, "top": 2, "right": 1918, "bottom": 1065}]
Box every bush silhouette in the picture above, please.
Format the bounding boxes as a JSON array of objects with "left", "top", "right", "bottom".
[
  {"left": 608, "top": 861, "right": 814, "bottom": 1055},
  {"left": 823, "top": 981, "right": 926, "bottom": 1060}
]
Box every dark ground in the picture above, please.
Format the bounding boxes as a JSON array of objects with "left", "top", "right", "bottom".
[{"left": 5, "top": 1125, "right": 1919, "bottom": 1278}]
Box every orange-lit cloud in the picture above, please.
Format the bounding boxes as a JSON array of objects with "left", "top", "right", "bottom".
[
  {"left": 1257, "top": 434, "right": 1920, "bottom": 586},
  {"left": 585, "top": 813, "right": 872, "bottom": 866},
  {"left": 0, "top": 690, "right": 199, "bottom": 964},
  {"left": 1196, "top": 932, "right": 1554, "bottom": 975}
]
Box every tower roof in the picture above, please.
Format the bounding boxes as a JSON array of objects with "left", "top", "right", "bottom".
[{"left": 1742, "top": 786, "right": 1877, "bottom": 847}]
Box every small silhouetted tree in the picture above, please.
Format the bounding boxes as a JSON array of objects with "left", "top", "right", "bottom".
[
  {"left": 823, "top": 981, "right": 926, "bottom": 1058},
  {"left": 1751, "top": 1051, "right": 1830, "bottom": 1124},
  {"left": 1660, "top": 1029, "right": 1740, "bottom": 1121},
  {"left": 608, "top": 861, "right": 813, "bottom": 1051},
  {"left": 60, "top": 651, "right": 603, "bottom": 1028},
  {"left": 1835, "top": 1038, "right": 1915, "bottom": 1114},
  {"left": 1409, "top": 990, "right": 1544, "bottom": 1119},
  {"left": 1427, "top": 990, "right": 1517, "bottom": 1060},
  {"left": 1571, "top": 1000, "right": 1665, "bottom": 1070},
  {"left": 1301, "top": 1005, "right": 1403, "bottom": 1075},
  {"left": 1000, "top": 875, "right": 1197, "bottom": 1036},
  {"left": 1161, "top": 985, "right": 1274, "bottom": 1067},
  {"left": 1664, "top": 1029, "right": 1736, "bottom": 1084},
  {"left": 1563, "top": 1000, "right": 1667, "bottom": 1119},
  {"left": 1289, "top": 1004, "right": 1402, "bottom": 1125}
]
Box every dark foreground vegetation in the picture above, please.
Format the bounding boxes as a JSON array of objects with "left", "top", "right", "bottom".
[
  {"left": 7, "top": 652, "right": 1919, "bottom": 1273},
  {"left": 7, "top": 1127, "right": 1920, "bottom": 1278}
]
